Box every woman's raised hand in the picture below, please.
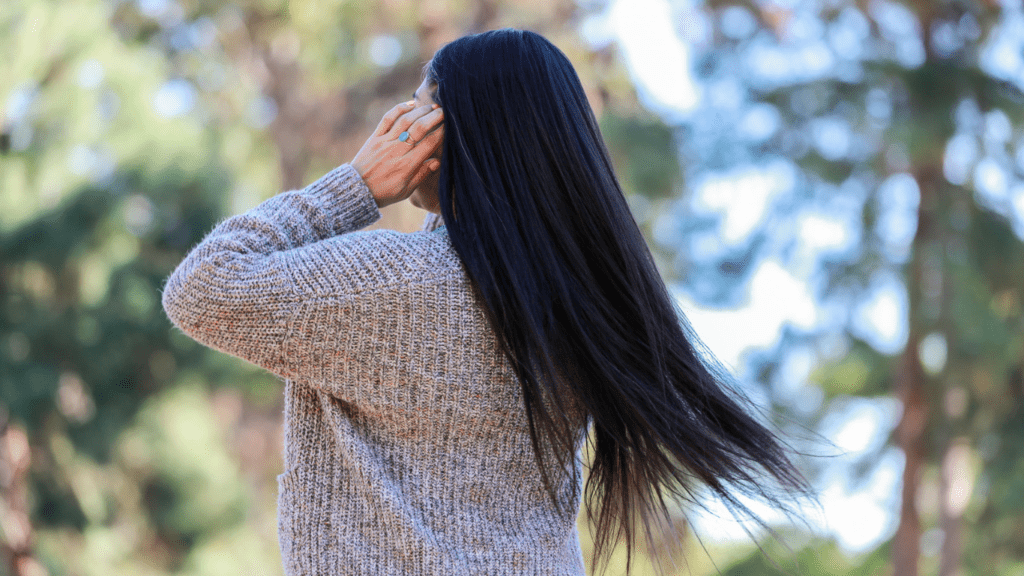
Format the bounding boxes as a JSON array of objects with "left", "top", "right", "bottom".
[{"left": 351, "top": 101, "right": 444, "bottom": 209}]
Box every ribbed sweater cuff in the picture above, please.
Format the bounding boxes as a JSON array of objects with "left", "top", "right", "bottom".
[{"left": 304, "top": 163, "right": 382, "bottom": 232}]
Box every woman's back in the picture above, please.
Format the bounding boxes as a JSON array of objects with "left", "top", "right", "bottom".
[{"left": 162, "top": 164, "right": 590, "bottom": 575}]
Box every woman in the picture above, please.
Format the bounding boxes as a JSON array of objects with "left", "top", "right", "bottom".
[{"left": 162, "top": 28, "right": 815, "bottom": 576}]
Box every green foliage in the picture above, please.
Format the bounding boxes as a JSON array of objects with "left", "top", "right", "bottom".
[
  {"left": 0, "top": 0, "right": 270, "bottom": 569},
  {"left": 599, "top": 110, "right": 682, "bottom": 201},
  {"left": 721, "top": 535, "right": 892, "bottom": 576},
  {"left": 121, "top": 382, "right": 247, "bottom": 545},
  {"left": 809, "top": 341, "right": 895, "bottom": 399}
]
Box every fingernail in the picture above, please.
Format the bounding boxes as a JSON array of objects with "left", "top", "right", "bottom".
[
  {"left": 432, "top": 104, "right": 439, "bottom": 109},
  {"left": 430, "top": 161, "right": 440, "bottom": 171},
  {"left": 405, "top": 100, "right": 415, "bottom": 106}
]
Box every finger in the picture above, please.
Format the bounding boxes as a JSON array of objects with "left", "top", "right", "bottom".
[
  {"left": 405, "top": 125, "right": 444, "bottom": 165},
  {"left": 406, "top": 159, "right": 440, "bottom": 193},
  {"left": 393, "top": 104, "right": 435, "bottom": 135},
  {"left": 405, "top": 107, "right": 444, "bottom": 143},
  {"left": 391, "top": 104, "right": 437, "bottom": 135},
  {"left": 405, "top": 126, "right": 444, "bottom": 166},
  {"left": 376, "top": 101, "right": 416, "bottom": 136}
]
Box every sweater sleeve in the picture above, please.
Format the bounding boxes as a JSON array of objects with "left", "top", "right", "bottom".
[{"left": 160, "top": 163, "right": 383, "bottom": 380}]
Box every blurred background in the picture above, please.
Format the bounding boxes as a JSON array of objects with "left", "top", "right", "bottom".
[{"left": 2, "top": 0, "right": 1024, "bottom": 574}]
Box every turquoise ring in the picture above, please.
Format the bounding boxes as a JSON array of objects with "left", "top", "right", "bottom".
[{"left": 398, "top": 131, "right": 413, "bottom": 144}]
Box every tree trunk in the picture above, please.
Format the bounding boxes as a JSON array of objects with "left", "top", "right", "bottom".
[
  {"left": 893, "top": 164, "right": 940, "bottom": 576},
  {"left": 893, "top": 331, "right": 926, "bottom": 576}
]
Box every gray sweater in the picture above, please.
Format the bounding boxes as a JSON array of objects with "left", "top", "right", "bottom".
[{"left": 161, "top": 163, "right": 590, "bottom": 575}]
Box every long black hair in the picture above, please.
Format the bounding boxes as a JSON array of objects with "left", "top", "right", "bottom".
[{"left": 426, "top": 28, "right": 817, "bottom": 576}]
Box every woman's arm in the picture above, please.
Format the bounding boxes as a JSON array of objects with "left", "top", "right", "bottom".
[
  {"left": 160, "top": 164, "right": 381, "bottom": 379},
  {"left": 161, "top": 101, "right": 444, "bottom": 383}
]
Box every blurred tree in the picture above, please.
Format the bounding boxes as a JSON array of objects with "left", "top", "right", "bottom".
[{"left": 638, "top": 0, "right": 1024, "bottom": 575}]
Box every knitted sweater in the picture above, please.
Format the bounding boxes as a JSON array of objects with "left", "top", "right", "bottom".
[{"left": 161, "top": 164, "right": 590, "bottom": 575}]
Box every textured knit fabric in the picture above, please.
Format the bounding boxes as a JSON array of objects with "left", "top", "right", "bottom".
[{"left": 161, "top": 163, "right": 590, "bottom": 575}]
